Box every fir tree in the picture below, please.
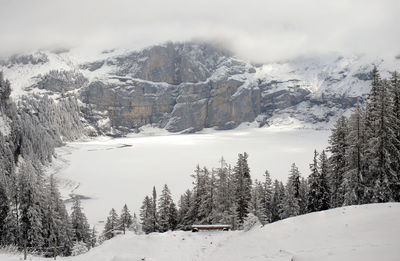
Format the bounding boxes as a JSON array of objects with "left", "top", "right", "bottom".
[
  {"left": 213, "top": 159, "right": 235, "bottom": 225},
  {"left": 139, "top": 196, "right": 153, "bottom": 234},
  {"left": 150, "top": 186, "right": 159, "bottom": 232},
  {"left": 298, "top": 177, "right": 309, "bottom": 214},
  {"left": 343, "top": 103, "right": 365, "bottom": 205},
  {"left": 328, "top": 116, "right": 348, "bottom": 207},
  {"left": 103, "top": 208, "right": 119, "bottom": 239},
  {"left": 158, "top": 184, "right": 174, "bottom": 232},
  {"left": 262, "top": 170, "right": 273, "bottom": 223},
  {"left": 308, "top": 150, "right": 321, "bottom": 212},
  {"left": 390, "top": 71, "right": 400, "bottom": 201},
  {"left": 190, "top": 166, "right": 208, "bottom": 223},
  {"left": 281, "top": 163, "right": 301, "bottom": 219},
  {"left": 129, "top": 213, "right": 141, "bottom": 234},
  {"left": 270, "top": 180, "right": 284, "bottom": 222},
  {"left": 3, "top": 175, "right": 19, "bottom": 247},
  {"left": 250, "top": 180, "right": 267, "bottom": 224},
  {"left": 233, "top": 152, "right": 252, "bottom": 224},
  {"left": 177, "top": 190, "right": 193, "bottom": 229},
  {"left": 43, "top": 175, "right": 73, "bottom": 255},
  {"left": 308, "top": 150, "right": 330, "bottom": 212},
  {"left": 119, "top": 204, "right": 133, "bottom": 234},
  {"left": 198, "top": 168, "right": 216, "bottom": 224},
  {"left": 0, "top": 181, "right": 10, "bottom": 245},
  {"left": 168, "top": 201, "right": 178, "bottom": 231},
  {"left": 18, "top": 161, "right": 44, "bottom": 251},
  {"left": 70, "top": 197, "right": 90, "bottom": 243},
  {"left": 364, "top": 71, "right": 400, "bottom": 202},
  {"left": 89, "top": 227, "right": 97, "bottom": 248},
  {"left": 0, "top": 72, "right": 11, "bottom": 101},
  {"left": 318, "top": 150, "right": 331, "bottom": 210}
]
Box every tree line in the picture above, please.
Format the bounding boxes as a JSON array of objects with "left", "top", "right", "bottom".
[
  {"left": 0, "top": 72, "right": 89, "bottom": 257},
  {"left": 2, "top": 66, "right": 400, "bottom": 253},
  {"left": 128, "top": 67, "right": 400, "bottom": 234}
]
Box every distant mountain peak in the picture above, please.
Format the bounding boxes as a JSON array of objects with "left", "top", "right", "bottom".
[{"left": 1, "top": 41, "right": 399, "bottom": 135}]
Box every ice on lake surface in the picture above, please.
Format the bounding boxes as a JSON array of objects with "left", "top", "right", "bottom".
[{"left": 52, "top": 126, "right": 330, "bottom": 226}]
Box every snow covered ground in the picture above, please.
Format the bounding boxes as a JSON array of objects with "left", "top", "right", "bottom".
[
  {"left": 1, "top": 203, "right": 399, "bottom": 261},
  {"left": 50, "top": 126, "right": 330, "bottom": 227}
]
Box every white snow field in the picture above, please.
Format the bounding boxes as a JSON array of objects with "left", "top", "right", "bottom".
[
  {"left": 1, "top": 203, "right": 399, "bottom": 261},
  {"left": 50, "top": 126, "right": 330, "bottom": 226}
]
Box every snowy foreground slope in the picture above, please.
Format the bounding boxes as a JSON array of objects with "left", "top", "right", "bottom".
[{"left": 2, "top": 203, "right": 399, "bottom": 261}]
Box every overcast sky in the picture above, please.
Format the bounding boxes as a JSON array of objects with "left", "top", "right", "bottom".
[{"left": 0, "top": 0, "right": 399, "bottom": 62}]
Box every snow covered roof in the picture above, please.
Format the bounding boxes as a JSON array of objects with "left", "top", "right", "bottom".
[{"left": 191, "top": 224, "right": 232, "bottom": 229}]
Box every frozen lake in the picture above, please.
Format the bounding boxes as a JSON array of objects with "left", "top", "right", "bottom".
[{"left": 52, "top": 125, "right": 330, "bottom": 226}]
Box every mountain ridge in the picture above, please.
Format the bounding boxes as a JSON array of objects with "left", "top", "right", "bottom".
[{"left": 1, "top": 42, "right": 399, "bottom": 135}]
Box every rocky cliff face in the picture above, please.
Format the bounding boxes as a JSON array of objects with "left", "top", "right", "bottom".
[
  {"left": 75, "top": 42, "right": 263, "bottom": 133},
  {"left": 1, "top": 42, "right": 399, "bottom": 135}
]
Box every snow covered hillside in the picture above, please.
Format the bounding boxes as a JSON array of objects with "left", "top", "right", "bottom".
[
  {"left": 1, "top": 42, "right": 399, "bottom": 134},
  {"left": 1, "top": 203, "right": 399, "bottom": 261}
]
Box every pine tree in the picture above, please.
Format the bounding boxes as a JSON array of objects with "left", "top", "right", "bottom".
[
  {"left": 250, "top": 180, "right": 267, "bottom": 224},
  {"left": 70, "top": 197, "right": 90, "bottom": 243},
  {"left": 3, "top": 175, "right": 19, "bottom": 246},
  {"left": 328, "top": 116, "right": 348, "bottom": 207},
  {"left": 158, "top": 184, "right": 174, "bottom": 232},
  {"left": 343, "top": 103, "right": 365, "bottom": 205},
  {"left": 150, "top": 186, "right": 158, "bottom": 232},
  {"left": 129, "top": 213, "right": 141, "bottom": 234},
  {"left": 186, "top": 166, "right": 201, "bottom": 225},
  {"left": 0, "top": 181, "right": 10, "bottom": 245},
  {"left": 233, "top": 152, "right": 252, "bottom": 224},
  {"left": 89, "top": 227, "right": 97, "bottom": 248},
  {"left": 390, "top": 71, "right": 400, "bottom": 201},
  {"left": 298, "top": 177, "right": 309, "bottom": 214},
  {"left": 168, "top": 201, "right": 178, "bottom": 231},
  {"left": 139, "top": 196, "right": 153, "bottom": 234},
  {"left": 308, "top": 150, "right": 330, "bottom": 212},
  {"left": 281, "top": 163, "right": 301, "bottom": 218},
  {"left": 198, "top": 168, "right": 216, "bottom": 224},
  {"left": 18, "top": 161, "right": 44, "bottom": 251},
  {"left": 119, "top": 204, "right": 133, "bottom": 234},
  {"left": 364, "top": 70, "right": 400, "bottom": 202},
  {"left": 213, "top": 159, "right": 235, "bottom": 225},
  {"left": 0, "top": 72, "right": 11, "bottom": 101},
  {"left": 190, "top": 165, "right": 208, "bottom": 223},
  {"left": 262, "top": 170, "right": 273, "bottom": 223},
  {"left": 43, "top": 175, "right": 73, "bottom": 255},
  {"left": 318, "top": 150, "right": 331, "bottom": 210},
  {"left": 270, "top": 180, "right": 284, "bottom": 222},
  {"left": 103, "top": 208, "right": 119, "bottom": 239},
  {"left": 308, "top": 150, "right": 321, "bottom": 212},
  {"left": 177, "top": 190, "right": 193, "bottom": 229}
]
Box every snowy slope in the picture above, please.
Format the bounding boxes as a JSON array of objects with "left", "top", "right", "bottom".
[
  {"left": 1, "top": 48, "right": 397, "bottom": 99},
  {"left": 1, "top": 203, "right": 399, "bottom": 261},
  {"left": 1, "top": 43, "right": 399, "bottom": 132}
]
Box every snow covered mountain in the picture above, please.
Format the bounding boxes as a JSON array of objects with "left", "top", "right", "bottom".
[
  {"left": 1, "top": 203, "right": 399, "bottom": 261},
  {"left": 1, "top": 42, "right": 399, "bottom": 134}
]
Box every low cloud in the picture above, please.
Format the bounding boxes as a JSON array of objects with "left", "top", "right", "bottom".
[{"left": 0, "top": 0, "right": 398, "bottom": 62}]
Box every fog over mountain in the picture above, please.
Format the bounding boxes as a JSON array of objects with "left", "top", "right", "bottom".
[
  {"left": 1, "top": 41, "right": 399, "bottom": 135},
  {"left": 0, "top": 0, "right": 399, "bottom": 62},
  {"left": 1, "top": 0, "right": 399, "bottom": 134},
  {"left": 1, "top": 1, "right": 400, "bottom": 260}
]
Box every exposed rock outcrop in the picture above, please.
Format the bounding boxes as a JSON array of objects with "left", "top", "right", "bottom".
[{"left": 2, "top": 42, "right": 396, "bottom": 135}]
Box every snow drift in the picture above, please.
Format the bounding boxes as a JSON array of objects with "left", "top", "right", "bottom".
[{"left": 1, "top": 203, "right": 399, "bottom": 261}]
